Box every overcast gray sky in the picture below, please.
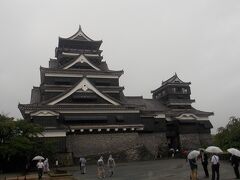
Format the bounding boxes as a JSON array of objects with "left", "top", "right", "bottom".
[{"left": 0, "top": 0, "right": 240, "bottom": 133}]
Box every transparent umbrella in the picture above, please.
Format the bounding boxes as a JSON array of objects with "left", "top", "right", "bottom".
[
  {"left": 227, "top": 148, "right": 240, "bottom": 157},
  {"left": 187, "top": 150, "right": 200, "bottom": 159},
  {"left": 205, "top": 146, "right": 223, "bottom": 154},
  {"left": 32, "top": 155, "right": 45, "bottom": 161}
]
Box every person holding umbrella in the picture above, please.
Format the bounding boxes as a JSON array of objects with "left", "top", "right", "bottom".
[
  {"left": 211, "top": 153, "right": 220, "bottom": 180},
  {"left": 36, "top": 160, "right": 44, "bottom": 179},
  {"left": 228, "top": 148, "right": 240, "bottom": 179},
  {"left": 206, "top": 146, "right": 222, "bottom": 180},
  {"left": 187, "top": 150, "right": 200, "bottom": 180},
  {"left": 32, "top": 156, "right": 45, "bottom": 179}
]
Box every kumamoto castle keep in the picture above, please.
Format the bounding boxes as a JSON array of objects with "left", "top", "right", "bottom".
[{"left": 18, "top": 26, "right": 214, "bottom": 161}]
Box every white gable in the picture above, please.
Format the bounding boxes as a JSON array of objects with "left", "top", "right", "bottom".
[
  {"left": 63, "top": 54, "right": 100, "bottom": 70},
  {"left": 30, "top": 110, "right": 59, "bottom": 117},
  {"left": 176, "top": 113, "right": 198, "bottom": 120},
  {"left": 48, "top": 78, "right": 120, "bottom": 106}
]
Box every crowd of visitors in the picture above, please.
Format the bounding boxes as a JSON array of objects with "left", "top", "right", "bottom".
[
  {"left": 187, "top": 147, "right": 240, "bottom": 180},
  {"left": 78, "top": 154, "right": 116, "bottom": 178},
  {"left": 29, "top": 148, "right": 240, "bottom": 180}
]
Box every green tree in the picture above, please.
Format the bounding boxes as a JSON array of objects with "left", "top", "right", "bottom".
[
  {"left": 214, "top": 116, "right": 240, "bottom": 150},
  {"left": 0, "top": 114, "right": 54, "bottom": 172}
]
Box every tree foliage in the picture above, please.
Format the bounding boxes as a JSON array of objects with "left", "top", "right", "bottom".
[
  {"left": 0, "top": 114, "right": 54, "bottom": 172},
  {"left": 214, "top": 116, "right": 240, "bottom": 150}
]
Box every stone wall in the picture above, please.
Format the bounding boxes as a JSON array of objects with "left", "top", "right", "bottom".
[
  {"left": 66, "top": 133, "right": 139, "bottom": 157},
  {"left": 66, "top": 132, "right": 168, "bottom": 160},
  {"left": 199, "top": 133, "right": 213, "bottom": 147},
  {"left": 179, "top": 134, "right": 201, "bottom": 150},
  {"left": 55, "top": 152, "right": 73, "bottom": 166},
  {"left": 138, "top": 133, "right": 168, "bottom": 157}
]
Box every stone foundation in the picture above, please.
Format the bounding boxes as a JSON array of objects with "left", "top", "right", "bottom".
[
  {"left": 138, "top": 133, "right": 168, "bottom": 157},
  {"left": 179, "top": 133, "right": 201, "bottom": 150},
  {"left": 199, "top": 133, "right": 213, "bottom": 147},
  {"left": 66, "top": 133, "right": 139, "bottom": 157},
  {"left": 66, "top": 132, "right": 168, "bottom": 160}
]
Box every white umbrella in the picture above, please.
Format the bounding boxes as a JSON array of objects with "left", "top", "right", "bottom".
[
  {"left": 32, "top": 155, "right": 44, "bottom": 161},
  {"left": 205, "top": 146, "right": 223, "bottom": 154},
  {"left": 187, "top": 150, "right": 200, "bottom": 159},
  {"left": 227, "top": 148, "right": 240, "bottom": 157}
]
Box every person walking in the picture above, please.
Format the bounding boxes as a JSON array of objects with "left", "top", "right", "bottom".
[
  {"left": 231, "top": 155, "right": 240, "bottom": 179},
  {"left": 36, "top": 160, "right": 44, "bottom": 179},
  {"left": 107, "top": 155, "right": 116, "bottom": 177},
  {"left": 189, "top": 158, "right": 198, "bottom": 180},
  {"left": 211, "top": 154, "right": 220, "bottom": 180},
  {"left": 200, "top": 150, "right": 209, "bottom": 177},
  {"left": 43, "top": 158, "right": 50, "bottom": 173},
  {"left": 79, "top": 156, "right": 87, "bottom": 174},
  {"left": 97, "top": 156, "right": 105, "bottom": 179}
]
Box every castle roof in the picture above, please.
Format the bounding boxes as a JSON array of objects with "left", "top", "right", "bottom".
[
  {"left": 151, "top": 73, "right": 191, "bottom": 94},
  {"left": 58, "top": 26, "right": 102, "bottom": 50},
  {"left": 62, "top": 25, "right": 97, "bottom": 42}
]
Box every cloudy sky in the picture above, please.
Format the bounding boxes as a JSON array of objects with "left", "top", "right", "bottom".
[{"left": 0, "top": 0, "right": 240, "bottom": 133}]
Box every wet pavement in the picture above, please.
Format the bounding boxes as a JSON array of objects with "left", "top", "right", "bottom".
[
  {"left": 69, "top": 158, "right": 237, "bottom": 180},
  {"left": 1, "top": 159, "right": 238, "bottom": 180}
]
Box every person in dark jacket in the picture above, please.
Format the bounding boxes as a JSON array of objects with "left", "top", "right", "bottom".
[
  {"left": 200, "top": 150, "right": 209, "bottom": 177},
  {"left": 231, "top": 155, "right": 240, "bottom": 179}
]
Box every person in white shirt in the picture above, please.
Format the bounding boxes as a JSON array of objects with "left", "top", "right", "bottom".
[
  {"left": 36, "top": 160, "right": 44, "bottom": 179},
  {"left": 211, "top": 154, "right": 220, "bottom": 180}
]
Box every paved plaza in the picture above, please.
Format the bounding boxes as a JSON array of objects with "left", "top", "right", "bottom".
[
  {"left": 71, "top": 159, "right": 237, "bottom": 180},
  {"left": 1, "top": 159, "right": 238, "bottom": 180}
]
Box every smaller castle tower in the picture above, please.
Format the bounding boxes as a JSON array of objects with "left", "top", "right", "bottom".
[{"left": 151, "top": 73, "right": 195, "bottom": 108}]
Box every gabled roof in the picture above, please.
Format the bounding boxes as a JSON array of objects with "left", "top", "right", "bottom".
[
  {"left": 41, "top": 85, "right": 124, "bottom": 95},
  {"left": 151, "top": 73, "right": 191, "bottom": 94},
  {"left": 45, "top": 78, "right": 121, "bottom": 106},
  {"left": 65, "top": 25, "right": 93, "bottom": 41},
  {"left": 62, "top": 54, "right": 100, "bottom": 71},
  {"left": 58, "top": 26, "right": 103, "bottom": 50},
  {"left": 162, "top": 73, "right": 190, "bottom": 86}
]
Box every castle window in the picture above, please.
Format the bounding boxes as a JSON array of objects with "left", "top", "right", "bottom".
[
  {"left": 182, "top": 88, "right": 188, "bottom": 94},
  {"left": 172, "top": 88, "right": 176, "bottom": 93},
  {"left": 176, "top": 87, "right": 182, "bottom": 92},
  {"left": 162, "top": 90, "right": 166, "bottom": 95}
]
